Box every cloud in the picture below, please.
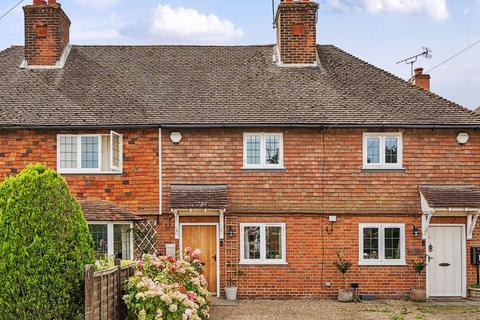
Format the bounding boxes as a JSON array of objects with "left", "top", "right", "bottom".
[
  {"left": 149, "top": 5, "right": 243, "bottom": 43},
  {"left": 72, "top": 0, "right": 120, "bottom": 9},
  {"left": 325, "top": 0, "right": 449, "bottom": 20}
]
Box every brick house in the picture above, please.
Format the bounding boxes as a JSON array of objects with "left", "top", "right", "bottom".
[{"left": 1, "top": 0, "right": 480, "bottom": 299}]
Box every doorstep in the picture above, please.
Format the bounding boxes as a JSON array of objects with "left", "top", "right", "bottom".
[{"left": 211, "top": 297, "right": 239, "bottom": 306}]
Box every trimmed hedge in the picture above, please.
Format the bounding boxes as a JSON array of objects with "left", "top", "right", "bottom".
[{"left": 0, "top": 164, "right": 95, "bottom": 319}]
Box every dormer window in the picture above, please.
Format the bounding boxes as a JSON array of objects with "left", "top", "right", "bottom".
[
  {"left": 243, "top": 133, "right": 284, "bottom": 169},
  {"left": 363, "top": 133, "right": 403, "bottom": 169},
  {"left": 57, "top": 131, "right": 123, "bottom": 174}
]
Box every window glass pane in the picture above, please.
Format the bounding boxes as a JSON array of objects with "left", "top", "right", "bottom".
[
  {"left": 246, "top": 135, "right": 261, "bottom": 165},
  {"left": 363, "top": 227, "right": 379, "bottom": 259},
  {"left": 385, "top": 138, "right": 398, "bottom": 164},
  {"left": 89, "top": 224, "right": 108, "bottom": 258},
  {"left": 244, "top": 226, "right": 261, "bottom": 260},
  {"left": 114, "top": 224, "right": 131, "bottom": 260},
  {"left": 81, "top": 136, "right": 99, "bottom": 169},
  {"left": 265, "top": 135, "right": 280, "bottom": 165},
  {"left": 366, "top": 137, "right": 380, "bottom": 164},
  {"left": 112, "top": 133, "right": 121, "bottom": 168},
  {"left": 266, "top": 226, "right": 282, "bottom": 260},
  {"left": 384, "top": 227, "right": 401, "bottom": 259},
  {"left": 59, "top": 136, "right": 77, "bottom": 169}
]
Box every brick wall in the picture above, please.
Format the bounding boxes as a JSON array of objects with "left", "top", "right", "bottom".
[
  {"left": 0, "top": 128, "right": 159, "bottom": 215},
  {"left": 160, "top": 127, "right": 480, "bottom": 298},
  {"left": 23, "top": 2, "right": 70, "bottom": 66}
]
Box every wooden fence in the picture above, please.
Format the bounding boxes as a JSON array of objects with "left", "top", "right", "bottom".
[{"left": 85, "top": 260, "right": 135, "bottom": 320}]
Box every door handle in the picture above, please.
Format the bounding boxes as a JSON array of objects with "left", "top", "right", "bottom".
[
  {"left": 439, "top": 262, "right": 450, "bottom": 267},
  {"left": 212, "top": 255, "right": 217, "bottom": 262}
]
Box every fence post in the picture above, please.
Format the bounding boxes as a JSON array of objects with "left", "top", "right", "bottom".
[
  {"left": 85, "top": 265, "right": 94, "bottom": 320},
  {"left": 115, "top": 259, "right": 122, "bottom": 320}
]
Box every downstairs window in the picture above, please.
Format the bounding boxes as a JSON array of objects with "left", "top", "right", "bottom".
[
  {"left": 359, "top": 223, "right": 405, "bottom": 266},
  {"left": 240, "top": 223, "right": 286, "bottom": 264},
  {"left": 88, "top": 222, "right": 133, "bottom": 260}
]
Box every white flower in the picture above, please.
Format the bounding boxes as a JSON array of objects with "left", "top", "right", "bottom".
[{"left": 169, "top": 304, "right": 178, "bottom": 312}]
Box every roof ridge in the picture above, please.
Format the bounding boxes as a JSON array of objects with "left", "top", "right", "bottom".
[
  {"left": 70, "top": 44, "right": 276, "bottom": 48},
  {"left": 326, "top": 45, "right": 476, "bottom": 117}
]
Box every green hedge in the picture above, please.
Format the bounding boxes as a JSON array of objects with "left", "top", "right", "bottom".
[{"left": 0, "top": 164, "right": 95, "bottom": 319}]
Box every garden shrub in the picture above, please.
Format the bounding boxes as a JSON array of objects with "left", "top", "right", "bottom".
[
  {"left": 124, "top": 248, "right": 211, "bottom": 320},
  {"left": 0, "top": 164, "right": 95, "bottom": 319}
]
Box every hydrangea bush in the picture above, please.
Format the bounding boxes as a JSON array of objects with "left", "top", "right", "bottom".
[{"left": 124, "top": 247, "right": 211, "bottom": 320}]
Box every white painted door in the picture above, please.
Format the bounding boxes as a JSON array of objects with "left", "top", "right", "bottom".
[{"left": 427, "top": 225, "right": 464, "bottom": 297}]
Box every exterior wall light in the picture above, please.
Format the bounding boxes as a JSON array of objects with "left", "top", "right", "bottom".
[
  {"left": 413, "top": 225, "right": 419, "bottom": 237},
  {"left": 170, "top": 132, "right": 182, "bottom": 144},
  {"left": 456, "top": 132, "right": 469, "bottom": 145},
  {"left": 227, "top": 226, "right": 234, "bottom": 238}
]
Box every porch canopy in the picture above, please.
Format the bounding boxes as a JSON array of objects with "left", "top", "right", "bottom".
[
  {"left": 419, "top": 185, "right": 480, "bottom": 240},
  {"left": 169, "top": 184, "right": 228, "bottom": 239},
  {"left": 79, "top": 199, "right": 144, "bottom": 221}
]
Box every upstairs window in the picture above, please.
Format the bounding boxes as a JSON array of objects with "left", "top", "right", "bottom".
[
  {"left": 57, "top": 131, "right": 123, "bottom": 173},
  {"left": 243, "top": 133, "right": 284, "bottom": 169},
  {"left": 363, "top": 133, "right": 403, "bottom": 169}
]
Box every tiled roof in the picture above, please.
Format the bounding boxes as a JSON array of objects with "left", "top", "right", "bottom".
[
  {"left": 169, "top": 184, "right": 228, "bottom": 210},
  {"left": 79, "top": 199, "right": 144, "bottom": 221},
  {"left": 0, "top": 45, "right": 479, "bottom": 128},
  {"left": 418, "top": 185, "right": 480, "bottom": 208}
]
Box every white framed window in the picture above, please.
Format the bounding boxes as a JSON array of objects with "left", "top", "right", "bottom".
[
  {"left": 243, "top": 133, "right": 284, "bottom": 169},
  {"left": 240, "top": 223, "right": 286, "bottom": 264},
  {"left": 359, "top": 223, "right": 405, "bottom": 266},
  {"left": 88, "top": 222, "right": 134, "bottom": 260},
  {"left": 57, "top": 131, "right": 123, "bottom": 174},
  {"left": 362, "top": 133, "right": 403, "bottom": 169}
]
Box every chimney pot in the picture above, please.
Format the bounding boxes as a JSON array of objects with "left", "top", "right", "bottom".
[
  {"left": 412, "top": 66, "right": 431, "bottom": 91},
  {"left": 48, "top": 0, "right": 57, "bottom": 4},
  {"left": 33, "top": 0, "right": 46, "bottom": 5},
  {"left": 414, "top": 67, "right": 424, "bottom": 76}
]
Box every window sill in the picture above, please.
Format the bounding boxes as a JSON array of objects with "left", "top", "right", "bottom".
[
  {"left": 358, "top": 261, "right": 406, "bottom": 266},
  {"left": 241, "top": 167, "right": 286, "bottom": 171},
  {"left": 239, "top": 261, "right": 288, "bottom": 265},
  {"left": 59, "top": 171, "right": 123, "bottom": 175},
  {"left": 361, "top": 167, "right": 405, "bottom": 173}
]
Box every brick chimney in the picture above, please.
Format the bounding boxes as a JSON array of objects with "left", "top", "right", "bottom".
[
  {"left": 412, "top": 67, "right": 431, "bottom": 91},
  {"left": 275, "top": 0, "right": 319, "bottom": 66},
  {"left": 23, "top": 0, "right": 70, "bottom": 67}
]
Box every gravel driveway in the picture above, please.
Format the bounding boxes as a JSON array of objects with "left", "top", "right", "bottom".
[{"left": 211, "top": 299, "right": 480, "bottom": 320}]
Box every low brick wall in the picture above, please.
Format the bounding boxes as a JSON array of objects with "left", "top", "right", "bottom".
[{"left": 85, "top": 260, "right": 135, "bottom": 320}]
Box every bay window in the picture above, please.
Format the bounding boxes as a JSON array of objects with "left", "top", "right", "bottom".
[{"left": 88, "top": 222, "right": 133, "bottom": 260}]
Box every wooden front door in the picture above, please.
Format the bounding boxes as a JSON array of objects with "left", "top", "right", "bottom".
[{"left": 182, "top": 225, "right": 217, "bottom": 293}]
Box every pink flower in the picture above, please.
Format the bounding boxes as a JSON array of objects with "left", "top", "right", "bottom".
[
  {"left": 187, "top": 291, "right": 197, "bottom": 302},
  {"left": 193, "top": 249, "right": 201, "bottom": 258},
  {"left": 137, "top": 260, "right": 144, "bottom": 270},
  {"left": 184, "top": 255, "right": 191, "bottom": 261},
  {"left": 184, "top": 247, "right": 193, "bottom": 254}
]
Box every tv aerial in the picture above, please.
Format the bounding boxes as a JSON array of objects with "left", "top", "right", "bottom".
[{"left": 396, "top": 47, "right": 432, "bottom": 81}]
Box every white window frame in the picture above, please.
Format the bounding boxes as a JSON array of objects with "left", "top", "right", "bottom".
[
  {"left": 240, "top": 222, "right": 287, "bottom": 265},
  {"left": 358, "top": 223, "right": 405, "bottom": 266},
  {"left": 362, "top": 132, "right": 403, "bottom": 169},
  {"left": 57, "top": 133, "right": 123, "bottom": 174},
  {"left": 110, "top": 131, "right": 123, "bottom": 172},
  {"left": 87, "top": 221, "right": 134, "bottom": 260},
  {"left": 242, "top": 133, "right": 284, "bottom": 169}
]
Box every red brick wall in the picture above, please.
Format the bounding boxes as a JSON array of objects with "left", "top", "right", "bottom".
[
  {"left": 160, "top": 127, "right": 480, "bottom": 298},
  {"left": 0, "top": 128, "right": 159, "bottom": 214}
]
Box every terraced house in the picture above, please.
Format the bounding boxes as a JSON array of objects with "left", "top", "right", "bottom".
[{"left": 1, "top": 0, "right": 480, "bottom": 300}]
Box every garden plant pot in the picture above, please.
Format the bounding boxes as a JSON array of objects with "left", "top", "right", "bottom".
[
  {"left": 410, "top": 288, "right": 426, "bottom": 302},
  {"left": 225, "top": 286, "right": 237, "bottom": 301},
  {"left": 337, "top": 288, "right": 354, "bottom": 302},
  {"left": 469, "top": 287, "right": 480, "bottom": 301}
]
